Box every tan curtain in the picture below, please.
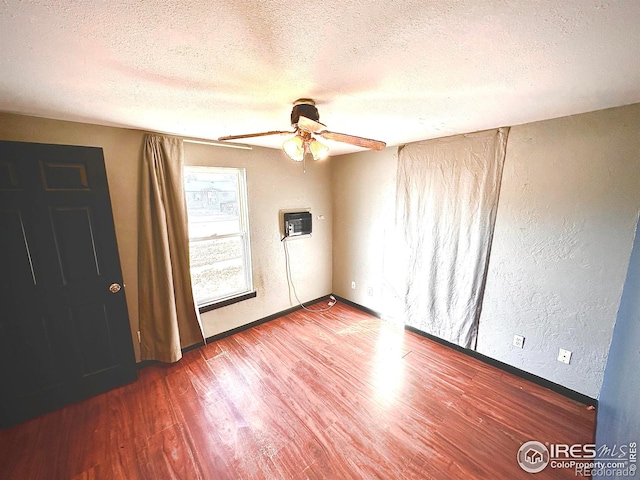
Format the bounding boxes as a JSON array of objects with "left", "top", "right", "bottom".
[
  {"left": 396, "top": 128, "right": 509, "bottom": 349},
  {"left": 138, "top": 134, "right": 204, "bottom": 362}
]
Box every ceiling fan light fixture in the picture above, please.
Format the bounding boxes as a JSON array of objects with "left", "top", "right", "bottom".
[
  {"left": 308, "top": 138, "right": 329, "bottom": 161},
  {"left": 283, "top": 135, "right": 304, "bottom": 162},
  {"left": 219, "top": 99, "right": 386, "bottom": 167}
]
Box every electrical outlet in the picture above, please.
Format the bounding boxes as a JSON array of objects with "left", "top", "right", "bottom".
[
  {"left": 367, "top": 286, "right": 374, "bottom": 296},
  {"left": 513, "top": 335, "right": 525, "bottom": 348},
  {"left": 351, "top": 281, "right": 356, "bottom": 290},
  {"left": 558, "top": 348, "right": 572, "bottom": 364}
]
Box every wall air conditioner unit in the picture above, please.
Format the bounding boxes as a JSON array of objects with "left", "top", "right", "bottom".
[{"left": 281, "top": 210, "right": 312, "bottom": 238}]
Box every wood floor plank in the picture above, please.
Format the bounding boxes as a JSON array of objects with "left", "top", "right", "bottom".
[
  {"left": 106, "top": 382, "right": 156, "bottom": 479},
  {"left": 61, "top": 393, "right": 111, "bottom": 478},
  {"left": 0, "top": 301, "right": 596, "bottom": 479},
  {"left": 163, "top": 364, "right": 236, "bottom": 480},
  {"left": 145, "top": 423, "right": 202, "bottom": 480}
]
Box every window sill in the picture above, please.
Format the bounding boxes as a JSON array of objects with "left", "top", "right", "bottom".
[{"left": 198, "top": 291, "right": 257, "bottom": 314}]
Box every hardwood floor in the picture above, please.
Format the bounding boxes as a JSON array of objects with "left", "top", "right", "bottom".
[{"left": 0, "top": 302, "right": 595, "bottom": 479}]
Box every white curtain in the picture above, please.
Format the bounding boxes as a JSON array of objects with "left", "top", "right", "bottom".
[
  {"left": 396, "top": 128, "right": 509, "bottom": 348},
  {"left": 138, "top": 134, "right": 205, "bottom": 362}
]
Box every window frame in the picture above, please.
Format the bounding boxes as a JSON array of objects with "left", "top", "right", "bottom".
[{"left": 184, "top": 165, "right": 255, "bottom": 312}]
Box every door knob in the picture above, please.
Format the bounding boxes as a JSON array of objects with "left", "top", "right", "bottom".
[{"left": 109, "top": 283, "right": 121, "bottom": 294}]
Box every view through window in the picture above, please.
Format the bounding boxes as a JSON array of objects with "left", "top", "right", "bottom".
[{"left": 184, "top": 166, "right": 253, "bottom": 307}]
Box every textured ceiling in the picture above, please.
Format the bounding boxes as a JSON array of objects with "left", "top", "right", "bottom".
[{"left": 1, "top": 0, "right": 640, "bottom": 155}]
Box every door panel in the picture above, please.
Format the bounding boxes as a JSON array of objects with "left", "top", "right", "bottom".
[
  {"left": 0, "top": 160, "right": 20, "bottom": 189},
  {"left": 39, "top": 160, "right": 90, "bottom": 191},
  {"left": 0, "top": 141, "right": 136, "bottom": 428},
  {"left": 71, "top": 303, "right": 115, "bottom": 374},
  {"left": 1, "top": 209, "right": 37, "bottom": 288},
  {"left": 0, "top": 314, "right": 63, "bottom": 397},
  {"left": 49, "top": 206, "right": 101, "bottom": 284}
]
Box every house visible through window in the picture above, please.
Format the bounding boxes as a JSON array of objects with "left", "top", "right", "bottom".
[{"left": 184, "top": 166, "right": 253, "bottom": 310}]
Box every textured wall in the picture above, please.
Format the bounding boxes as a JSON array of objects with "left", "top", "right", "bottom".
[
  {"left": 477, "top": 104, "right": 640, "bottom": 398},
  {"left": 595, "top": 217, "right": 640, "bottom": 469},
  {"left": 332, "top": 104, "right": 640, "bottom": 399},
  {"left": 331, "top": 147, "right": 398, "bottom": 312},
  {"left": 185, "top": 142, "right": 333, "bottom": 337}
]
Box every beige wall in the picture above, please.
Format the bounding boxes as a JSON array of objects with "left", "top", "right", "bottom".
[
  {"left": 331, "top": 103, "right": 640, "bottom": 398},
  {"left": 477, "top": 103, "right": 640, "bottom": 398},
  {"left": 331, "top": 147, "right": 398, "bottom": 311},
  {"left": 184, "top": 142, "right": 332, "bottom": 337},
  {"left": 0, "top": 112, "right": 333, "bottom": 360}
]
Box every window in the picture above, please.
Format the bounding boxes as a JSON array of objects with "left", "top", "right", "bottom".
[{"left": 184, "top": 166, "right": 253, "bottom": 310}]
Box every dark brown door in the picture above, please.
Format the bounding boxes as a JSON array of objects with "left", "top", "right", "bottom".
[{"left": 0, "top": 141, "right": 136, "bottom": 428}]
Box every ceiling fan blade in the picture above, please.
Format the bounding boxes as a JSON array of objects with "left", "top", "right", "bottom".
[
  {"left": 218, "top": 130, "right": 294, "bottom": 141},
  {"left": 317, "top": 131, "right": 386, "bottom": 151},
  {"left": 297, "top": 116, "right": 326, "bottom": 133}
]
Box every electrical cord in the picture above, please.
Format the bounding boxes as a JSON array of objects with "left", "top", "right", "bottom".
[{"left": 282, "top": 237, "right": 336, "bottom": 312}]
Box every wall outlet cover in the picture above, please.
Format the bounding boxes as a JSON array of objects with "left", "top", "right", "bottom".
[
  {"left": 513, "top": 335, "right": 525, "bottom": 348},
  {"left": 558, "top": 348, "right": 572, "bottom": 364}
]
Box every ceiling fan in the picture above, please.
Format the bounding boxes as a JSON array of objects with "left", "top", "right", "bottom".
[{"left": 217, "top": 99, "right": 386, "bottom": 163}]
